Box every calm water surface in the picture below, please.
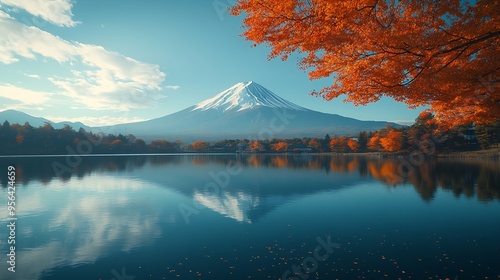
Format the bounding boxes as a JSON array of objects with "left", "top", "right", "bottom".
[{"left": 0, "top": 155, "right": 499, "bottom": 279}]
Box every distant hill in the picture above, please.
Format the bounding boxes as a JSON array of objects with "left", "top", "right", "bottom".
[{"left": 0, "top": 109, "right": 90, "bottom": 130}]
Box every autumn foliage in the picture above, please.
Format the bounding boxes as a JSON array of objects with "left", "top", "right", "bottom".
[
  {"left": 367, "top": 133, "right": 381, "bottom": 151},
  {"left": 347, "top": 139, "right": 360, "bottom": 152},
  {"left": 232, "top": 0, "right": 500, "bottom": 127},
  {"left": 271, "top": 141, "right": 289, "bottom": 152},
  {"left": 190, "top": 141, "right": 210, "bottom": 151},
  {"left": 249, "top": 140, "right": 265, "bottom": 152},
  {"left": 379, "top": 130, "right": 403, "bottom": 152}
]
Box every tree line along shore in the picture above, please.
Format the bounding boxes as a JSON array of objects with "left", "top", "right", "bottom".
[{"left": 0, "top": 113, "right": 499, "bottom": 156}]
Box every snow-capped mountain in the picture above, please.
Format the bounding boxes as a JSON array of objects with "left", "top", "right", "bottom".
[
  {"left": 99, "top": 81, "right": 398, "bottom": 141},
  {"left": 193, "top": 81, "right": 307, "bottom": 112}
]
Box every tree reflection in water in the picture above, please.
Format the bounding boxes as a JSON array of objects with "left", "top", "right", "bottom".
[{"left": 1, "top": 154, "right": 498, "bottom": 202}]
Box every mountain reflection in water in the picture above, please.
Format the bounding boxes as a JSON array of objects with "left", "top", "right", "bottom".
[
  {"left": 2, "top": 154, "right": 498, "bottom": 203},
  {"left": 0, "top": 154, "right": 499, "bottom": 280}
]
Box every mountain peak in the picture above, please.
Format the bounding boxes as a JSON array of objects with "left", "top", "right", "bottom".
[{"left": 192, "top": 81, "right": 307, "bottom": 112}]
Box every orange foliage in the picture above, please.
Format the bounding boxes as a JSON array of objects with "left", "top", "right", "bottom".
[
  {"left": 380, "top": 130, "right": 403, "bottom": 152},
  {"left": 191, "top": 141, "right": 210, "bottom": 151},
  {"left": 346, "top": 157, "right": 359, "bottom": 172},
  {"left": 367, "top": 161, "right": 379, "bottom": 177},
  {"left": 271, "top": 156, "right": 288, "bottom": 167},
  {"left": 232, "top": 0, "right": 500, "bottom": 127},
  {"left": 367, "top": 133, "right": 381, "bottom": 151},
  {"left": 347, "top": 139, "right": 360, "bottom": 152},
  {"left": 271, "top": 141, "right": 289, "bottom": 152},
  {"left": 249, "top": 140, "right": 264, "bottom": 152},
  {"left": 329, "top": 137, "right": 341, "bottom": 152},
  {"left": 247, "top": 155, "right": 261, "bottom": 167},
  {"left": 367, "top": 160, "right": 402, "bottom": 186},
  {"left": 379, "top": 162, "right": 403, "bottom": 185},
  {"left": 329, "top": 136, "right": 348, "bottom": 152}
]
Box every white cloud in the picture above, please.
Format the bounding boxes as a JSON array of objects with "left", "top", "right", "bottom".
[
  {"left": 25, "top": 73, "right": 40, "bottom": 79},
  {"left": 45, "top": 115, "right": 146, "bottom": 127},
  {"left": 166, "top": 85, "right": 180, "bottom": 90},
  {"left": 0, "top": 0, "right": 78, "bottom": 27},
  {"left": 0, "top": 11, "right": 166, "bottom": 111},
  {"left": 0, "top": 176, "right": 164, "bottom": 280},
  {"left": 0, "top": 83, "right": 51, "bottom": 104},
  {"left": 0, "top": 11, "right": 78, "bottom": 63}
]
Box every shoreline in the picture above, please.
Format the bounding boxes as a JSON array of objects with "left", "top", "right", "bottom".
[
  {"left": 437, "top": 148, "right": 500, "bottom": 159},
  {"left": 1, "top": 149, "right": 499, "bottom": 159}
]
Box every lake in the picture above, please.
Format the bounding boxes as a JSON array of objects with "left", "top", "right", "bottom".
[{"left": 0, "top": 154, "right": 499, "bottom": 279}]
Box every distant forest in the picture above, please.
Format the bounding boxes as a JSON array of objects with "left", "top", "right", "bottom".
[{"left": 0, "top": 113, "right": 499, "bottom": 155}]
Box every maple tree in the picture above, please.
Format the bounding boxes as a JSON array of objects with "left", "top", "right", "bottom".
[
  {"left": 191, "top": 141, "right": 210, "bottom": 151},
  {"left": 379, "top": 129, "right": 403, "bottom": 152},
  {"left": 329, "top": 136, "right": 349, "bottom": 152},
  {"left": 271, "top": 141, "right": 289, "bottom": 152},
  {"left": 249, "top": 140, "right": 265, "bottom": 152},
  {"left": 231, "top": 0, "right": 500, "bottom": 127},
  {"left": 347, "top": 139, "right": 360, "bottom": 152},
  {"left": 329, "top": 137, "right": 342, "bottom": 152},
  {"left": 367, "top": 133, "right": 381, "bottom": 151}
]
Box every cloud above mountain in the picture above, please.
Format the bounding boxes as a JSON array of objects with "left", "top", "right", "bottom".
[
  {"left": 0, "top": 84, "right": 51, "bottom": 106},
  {"left": 0, "top": 2, "right": 166, "bottom": 111}
]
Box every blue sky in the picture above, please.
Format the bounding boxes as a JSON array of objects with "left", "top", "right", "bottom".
[{"left": 0, "top": 0, "right": 424, "bottom": 126}]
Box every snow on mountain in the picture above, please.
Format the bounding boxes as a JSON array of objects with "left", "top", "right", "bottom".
[
  {"left": 192, "top": 81, "right": 307, "bottom": 112},
  {"left": 96, "top": 81, "right": 399, "bottom": 141},
  {"left": 193, "top": 191, "right": 259, "bottom": 223}
]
